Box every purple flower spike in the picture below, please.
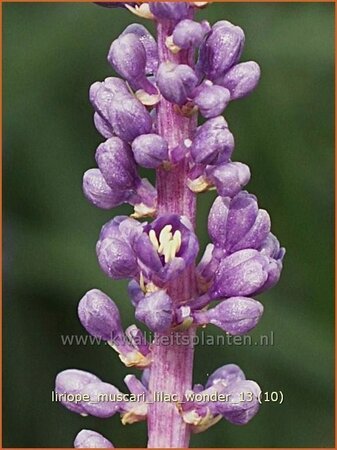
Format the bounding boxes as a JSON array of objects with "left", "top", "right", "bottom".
[
  {"left": 205, "top": 364, "right": 246, "bottom": 388},
  {"left": 109, "top": 93, "right": 153, "bottom": 142},
  {"left": 82, "top": 169, "right": 127, "bottom": 209},
  {"left": 132, "top": 134, "right": 168, "bottom": 168},
  {"left": 74, "top": 429, "right": 114, "bottom": 448},
  {"left": 172, "top": 19, "right": 210, "bottom": 49},
  {"left": 78, "top": 289, "right": 122, "bottom": 341},
  {"left": 122, "top": 24, "right": 158, "bottom": 75},
  {"left": 216, "top": 61, "right": 261, "bottom": 100},
  {"left": 216, "top": 380, "right": 261, "bottom": 425},
  {"left": 96, "top": 216, "right": 143, "bottom": 280},
  {"left": 81, "top": 381, "right": 123, "bottom": 418},
  {"left": 190, "top": 116, "right": 234, "bottom": 165},
  {"left": 194, "top": 297, "right": 264, "bottom": 335},
  {"left": 206, "top": 162, "right": 251, "bottom": 197},
  {"left": 208, "top": 193, "right": 270, "bottom": 253},
  {"left": 156, "top": 62, "right": 198, "bottom": 106},
  {"left": 95, "top": 137, "right": 139, "bottom": 190},
  {"left": 134, "top": 214, "right": 199, "bottom": 286},
  {"left": 197, "top": 21, "right": 245, "bottom": 80},
  {"left": 55, "top": 369, "right": 101, "bottom": 415},
  {"left": 149, "top": 2, "right": 192, "bottom": 21},
  {"left": 210, "top": 249, "right": 280, "bottom": 298},
  {"left": 193, "top": 83, "right": 230, "bottom": 119},
  {"left": 135, "top": 290, "right": 173, "bottom": 332}
]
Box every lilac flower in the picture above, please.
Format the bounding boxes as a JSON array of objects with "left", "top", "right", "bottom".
[
  {"left": 156, "top": 62, "right": 198, "bottom": 106},
  {"left": 197, "top": 21, "right": 245, "bottom": 80},
  {"left": 78, "top": 289, "right": 123, "bottom": 341},
  {"left": 131, "top": 133, "right": 168, "bottom": 168},
  {"left": 134, "top": 214, "right": 199, "bottom": 286},
  {"left": 74, "top": 430, "right": 114, "bottom": 448},
  {"left": 149, "top": 2, "right": 192, "bottom": 21},
  {"left": 190, "top": 116, "right": 235, "bottom": 165}
]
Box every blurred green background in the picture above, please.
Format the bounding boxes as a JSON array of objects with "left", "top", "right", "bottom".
[{"left": 3, "top": 2, "right": 334, "bottom": 448}]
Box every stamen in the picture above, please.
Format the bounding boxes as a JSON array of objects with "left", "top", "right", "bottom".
[
  {"left": 149, "top": 225, "right": 182, "bottom": 263},
  {"left": 149, "top": 229, "right": 159, "bottom": 250}
]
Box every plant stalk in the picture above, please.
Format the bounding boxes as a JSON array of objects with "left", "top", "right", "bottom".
[{"left": 147, "top": 19, "right": 197, "bottom": 449}]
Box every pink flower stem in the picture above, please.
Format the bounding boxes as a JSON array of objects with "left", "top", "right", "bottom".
[{"left": 147, "top": 18, "right": 197, "bottom": 449}]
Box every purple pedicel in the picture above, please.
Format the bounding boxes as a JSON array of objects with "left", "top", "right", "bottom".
[{"left": 58, "top": 4, "right": 284, "bottom": 448}]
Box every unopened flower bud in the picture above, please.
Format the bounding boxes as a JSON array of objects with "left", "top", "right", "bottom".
[
  {"left": 81, "top": 381, "right": 123, "bottom": 418},
  {"left": 135, "top": 290, "right": 173, "bottom": 332},
  {"left": 197, "top": 21, "right": 245, "bottom": 80},
  {"left": 208, "top": 193, "right": 270, "bottom": 252},
  {"left": 132, "top": 133, "right": 168, "bottom": 168},
  {"left": 172, "top": 19, "right": 210, "bottom": 49},
  {"left": 156, "top": 62, "right": 198, "bottom": 106},
  {"left": 205, "top": 364, "right": 246, "bottom": 388},
  {"left": 74, "top": 430, "right": 114, "bottom": 448},
  {"left": 55, "top": 369, "right": 101, "bottom": 414},
  {"left": 122, "top": 24, "right": 158, "bottom": 75},
  {"left": 194, "top": 84, "right": 230, "bottom": 118},
  {"left": 82, "top": 169, "right": 127, "bottom": 209},
  {"left": 216, "top": 61, "right": 261, "bottom": 100},
  {"left": 93, "top": 112, "right": 114, "bottom": 139},
  {"left": 210, "top": 248, "right": 281, "bottom": 298},
  {"left": 109, "top": 93, "right": 153, "bottom": 142},
  {"left": 89, "top": 77, "right": 129, "bottom": 122},
  {"left": 78, "top": 289, "right": 123, "bottom": 341},
  {"left": 205, "top": 162, "right": 251, "bottom": 197},
  {"left": 95, "top": 137, "right": 139, "bottom": 190},
  {"left": 216, "top": 380, "right": 261, "bottom": 425},
  {"left": 149, "top": 2, "right": 191, "bottom": 21},
  {"left": 190, "top": 116, "right": 234, "bottom": 165},
  {"left": 194, "top": 297, "right": 264, "bottom": 335}
]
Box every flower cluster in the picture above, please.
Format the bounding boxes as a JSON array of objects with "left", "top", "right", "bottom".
[{"left": 56, "top": 3, "right": 285, "bottom": 447}]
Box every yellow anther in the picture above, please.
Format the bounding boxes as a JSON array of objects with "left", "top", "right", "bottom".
[
  {"left": 150, "top": 225, "right": 182, "bottom": 263},
  {"left": 149, "top": 229, "right": 159, "bottom": 251}
]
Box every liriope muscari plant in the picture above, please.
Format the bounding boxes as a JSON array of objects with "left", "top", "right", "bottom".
[{"left": 55, "top": 2, "right": 285, "bottom": 448}]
